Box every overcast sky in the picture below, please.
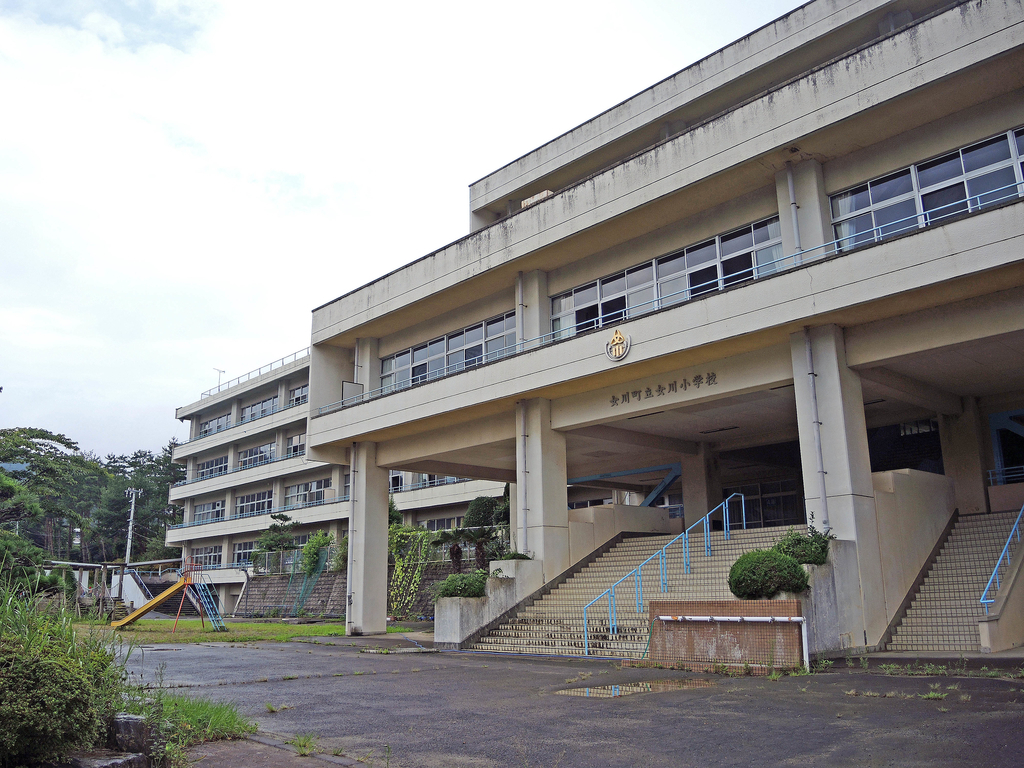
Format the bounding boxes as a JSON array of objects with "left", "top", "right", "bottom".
[{"left": 0, "top": 0, "right": 799, "bottom": 458}]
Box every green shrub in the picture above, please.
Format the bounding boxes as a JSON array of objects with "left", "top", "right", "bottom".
[
  {"left": 773, "top": 527, "right": 834, "bottom": 565},
  {"left": 728, "top": 549, "right": 809, "bottom": 600},
  {"left": 432, "top": 569, "right": 488, "bottom": 600},
  {"left": 463, "top": 496, "right": 499, "bottom": 528},
  {"left": 0, "top": 636, "right": 101, "bottom": 765},
  {"left": 301, "top": 530, "right": 334, "bottom": 576}
]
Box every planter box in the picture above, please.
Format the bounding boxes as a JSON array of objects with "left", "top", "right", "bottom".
[{"left": 434, "top": 577, "right": 517, "bottom": 649}]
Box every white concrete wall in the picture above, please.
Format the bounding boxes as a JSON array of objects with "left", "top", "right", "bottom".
[
  {"left": 567, "top": 505, "right": 677, "bottom": 567},
  {"left": 872, "top": 469, "right": 956, "bottom": 627}
]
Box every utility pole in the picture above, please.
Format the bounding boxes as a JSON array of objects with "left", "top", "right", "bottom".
[
  {"left": 214, "top": 368, "right": 225, "bottom": 387},
  {"left": 124, "top": 488, "right": 143, "bottom": 565}
]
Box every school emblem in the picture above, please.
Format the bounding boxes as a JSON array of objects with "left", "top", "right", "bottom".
[{"left": 605, "top": 329, "right": 631, "bottom": 362}]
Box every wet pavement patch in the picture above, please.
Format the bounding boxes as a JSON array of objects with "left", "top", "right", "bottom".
[{"left": 555, "top": 678, "right": 715, "bottom": 697}]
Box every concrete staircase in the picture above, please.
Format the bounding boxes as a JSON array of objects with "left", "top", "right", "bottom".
[
  {"left": 887, "top": 511, "right": 1020, "bottom": 652},
  {"left": 469, "top": 525, "right": 801, "bottom": 659}
]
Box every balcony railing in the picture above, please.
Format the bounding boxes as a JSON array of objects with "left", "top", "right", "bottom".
[
  {"left": 180, "top": 398, "right": 308, "bottom": 447},
  {"left": 392, "top": 476, "right": 470, "bottom": 493},
  {"left": 989, "top": 466, "right": 1024, "bottom": 486},
  {"left": 201, "top": 347, "right": 310, "bottom": 399},
  {"left": 168, "top": 492, "right": 350, "bottom": 530},
  {"left": 316, "top": 187, "right": 1023, "bottom": 418},
  {"left": 172, "top": 449, "right": 307, "bottom": 488}
]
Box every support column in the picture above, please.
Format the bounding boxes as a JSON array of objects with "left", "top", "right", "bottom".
[
  {"left": 516, "top": 398, "right": 568, "bottom": 581},
  {"left": 792, "top": 325, "right": 886, "bottom": 648},
  {"left": 520, "top": 270, "right": 549, "bottom": 348},
  {"left": 775, "top": 158, "right": 832, "bottom": 259},
  {"left": 939, "top": 396, "right": 989, "bottom": 515},
  {"left": 355, "top": 338, "right": 381, "bottom": 394},
  {"left": 347, "top": 441, "right": 388, "bottom": 635},
  {"left": 681, "top": 443, "right": 722, "bottom": 529}
]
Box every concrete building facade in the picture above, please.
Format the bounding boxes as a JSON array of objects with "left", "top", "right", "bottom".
[{"left": 301, "top": 0, "right": 1024, "bottom": 645}]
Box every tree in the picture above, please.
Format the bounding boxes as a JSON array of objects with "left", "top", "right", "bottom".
[
  {"left": 0, "top": 531, "right": 74, "bottom": 596},
  {"left": 256, "top": 513, "right": 298, "bottom": 554},
  {"left": 463, "top": 496, "right": 499, "bottom": 528},
  {"left": 432, "top": 528, "right": 466, "bottom": 574},
  {"left": 462, "top": 527, "right": 495, "bottom": 572},
  {"left": 388, "top": 495, "right": 402, "bottom": 526},
  {"left": 0, "top": 474, "right": 42, "bottom": 526}
]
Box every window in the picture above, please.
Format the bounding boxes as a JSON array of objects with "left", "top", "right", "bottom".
[
  {"left": 900, "top": 419, "right": 939, "bottom": 436},
  {"left": 380, "top": 311, "right": 516, "bottom": 393},
  {"left": 198, "top": 414, "right": 230, "bottom": 438},
  {"left": 288, "top": 384, "right": 308, "bottom": 407},
  {"left": 424, "top": 517, "right": 463, "bottom": 531},
  {"left": 284, "top": 478, "right": 331, "bottom": 508},
  {"left": 193, "top": 500, "right": 224, "bottom": 523},
  {"left": 233, "top": 540, "right": 256, "bottom": 564},
  {"left": 286, "top": 434, "right": 305, "bottom": 457},
  {"left": 389, "top": 470, "right": 404, "bottom": 493},
  {"left": 235, "top": 490, "right": 273, "bottom": 518},
  {"left": 722, "top": 480, "right": 803, "bottom": 530},
  {"left": 292, "top": 533, "right": 310, "bottom": 547},
  {"left": 831, "top": 128, "right": 1024, "bottom": 250},
  {"left": 343, "top": 472, "right": 351, "bottom": 500},
  {"left": 196, "top": 456, "right": 228, "bottom": 480},
  {"left": 191, "top": 545, "right": 222, "bottom": 568},
  {"left": 238, "top": 442, "right": 275, "bottom": 469},
  {"left": 550, "top": 216, "right": 782, "bottom": 337},
  {"left": 240, "top": 395, "right": 279, "bottom": 423}
]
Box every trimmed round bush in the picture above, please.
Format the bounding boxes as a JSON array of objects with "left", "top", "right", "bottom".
[
  {"left": 432, "top": 570, "right": 488, "bottom": 600},
  {"left": 728, "top": 549, "right": 809, "bottom": 600},
  {"left": 0, "top": 636, "right": 102, "bottom": 765},
  {"left": 463, "top": 496, "right": 499, "bottom": 528}
]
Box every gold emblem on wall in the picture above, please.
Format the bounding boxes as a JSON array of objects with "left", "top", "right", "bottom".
[{"left": 605, "top": 329, "right": 631, "bottom": 362}]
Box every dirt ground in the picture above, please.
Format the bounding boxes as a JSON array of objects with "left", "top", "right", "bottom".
[{"left": 122, "top": 632, "right": 1024, "bottom": 768}]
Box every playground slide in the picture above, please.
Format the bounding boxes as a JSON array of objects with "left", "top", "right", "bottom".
[{"left": 110, "top": 578, "right": 188, "bottom": 628}]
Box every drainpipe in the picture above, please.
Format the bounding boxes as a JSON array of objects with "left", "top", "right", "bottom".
[
  {"left": 787, "top": 162, "right": 802, "bottom": 263},
  {"left": 346, "top": 459, "right": 356, "bottom": 634},
  {"left": 517, "top": 401, "right": 529, "bottom": 553},
  {"left": 516, "top": 272, "right": 525, "bottom": 352},
  {"left": 803, "top": 328, "right": 831, "bottom": 533}
]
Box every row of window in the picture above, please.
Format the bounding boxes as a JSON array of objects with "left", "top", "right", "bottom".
[
  {"left": 238, "top": 443, "right": 275, "bottom": 469},
  {"left": 422, "top": 516, "right": 464, "bottom": 531},
  {"left": 283, "top": 478, "right": 333, "bottom": 508},
  {"left": 379, "top": 312, "right": 517, "bottom": 393},
  {"left": 190, "top": 474, "right": 347, "bottom": 524},
  {"left": 191, "top": 438, "right": 306, "bottom": 482},
  {"left": 191, "top": 545, "right": 222, "bottom": 568},
  {"left": 388, "top": 472, "right": 464, "bottom": 492},
  {"left": 550, "top": 216, "right": 783, "bottom": 338},
  {"left": 831, "top": 127, "right": 1024, "bottom": 250},
  {"left": 196, "top": 384, "right": 308, "bottom": 440}
]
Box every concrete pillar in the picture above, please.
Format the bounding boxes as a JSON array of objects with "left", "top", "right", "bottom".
[
  {"left": 521, "top": 270, "right": 550, "bottom": 348},
  {"left": 230, "top": 398, "right": 242, "bottom": 424},
  {"left": 275, "top": 429, "right": 287, "bottom": 461},
  {"left": 187, "top": 456, "right": 197, "bottom": 481},
  {"left": 516, "top": 398, "right": 569, "bottom": 582},
  {"left": 681, "top": 443, "right": 722, "bottom": 529},
  {"left": 190, "top": 416, "right": 200, "bottom": 440},
  {"left": 277, "top": 380, "right": 288, "bottom": 407},
  {"left": 791, "top": 324, "right": 886, "bottom": 648},
  {"left": 775, "top": 158, "right": 832, "bottom": 260},
  {"left": 939, "top": 396, "right": 990, "bottom": 515},
  {"left": 355, "top": 338, "right": 381, "bottom": 394},
  {"left": 272, "top": 478, "right": 285, "bottom": 511},
  {"left": 221, "top": 535, "right": 231, "bottom": 568},
  {"left": 224, "top": 489, "right": 235, "bottom": 520},
  {"left": 228, "top": 443, "right": 239, "bottom": 471},
  {"left": 508, "top": 482, "right": 520, "bottom": 551},
  {"left": 347, "top": 441, "right": 388, "bottom": 635}
]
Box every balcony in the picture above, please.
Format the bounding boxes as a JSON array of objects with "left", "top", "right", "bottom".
[{"left": 317, "top": 189, "right": 1024, "bottom": 419}]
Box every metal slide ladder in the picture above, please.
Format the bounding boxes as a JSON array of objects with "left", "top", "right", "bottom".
[{"left": 188, "top": 575, "right": 227, "bottom": 632}]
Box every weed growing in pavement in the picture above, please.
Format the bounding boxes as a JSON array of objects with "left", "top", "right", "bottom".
[
  {"left": 767, "top": 670, "right": 783, "bottom": 682},
  {"left": 845, "top": 689, "right": 859, "bottom": 696},
  {"left": 946, "top": 683, "right": 960, "bottom": 690},
  {"left": 920, "top": 691, "right": 948, "bottom": 700},
  {"left": 883, "top": 691, "right": 897, "bottom": 698},
  {"left": 960, "top": 694, "right": 972, "bottom": 702},
  {"left": 288, "top": 733, "right": 319, "bottom": 756},
  {"left": 938, "top": 706, "right": 949, "bottom": 712},
  {"left": 863, "top": 691, "right": 880, "bottom": 697},
  {"left": 860, "top": 657, "right": 870, "bottom": 670},
  {"left": 813, "top": 659, "right": 834, "bottom": 673}
]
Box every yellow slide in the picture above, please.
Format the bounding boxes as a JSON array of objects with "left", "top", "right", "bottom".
[{"left": 111, "top": 578, "right": 188, "bottom": 628}]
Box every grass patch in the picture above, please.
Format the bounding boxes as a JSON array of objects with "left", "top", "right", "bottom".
[
  {"left": 77, "top": 619, "right": 348, "bottom": 644},
  {"left": 287, "top": 732, "right": 319, "bottom": 756},
  {"left": 160, "top": 693, "right": 256, "bottom": 760},
  {"left": 385, "top": 624, "right": 413, "bottom": 634}
]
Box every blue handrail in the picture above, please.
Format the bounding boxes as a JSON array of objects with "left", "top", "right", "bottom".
[
  {"left": 979, "top": 502, "right": 1024, "bottom": 614},
  {"left": 582, "top": 494, "right": 745, "bottom": 655}
]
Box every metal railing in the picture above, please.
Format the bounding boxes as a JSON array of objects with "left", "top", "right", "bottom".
[
  {"left": 988, "top": 466, "right": 1024, "bottom": 486},
  {"left": 168, "top": 492, "right": 350, "bottom": 530},
  {"left": 173, "top": 449, "right": 306, "bottom": 487},
  {"left": 180, "top": 398, "right": 308, "bottom": 446},
  {"left": 201, "top": 347, "right": 310, "bottom": 399},
  {"left": 316, "top": 186, "right": 1023, "bottom": 418},
  {"left": 980, "top": 502, "right": 1024, "bottom": 614},
  {"left": 393, "top": 476, "right": 471, "bottom": 493},
  {"left": 582, "top": 494, "right": 746, "bottom": 655}
]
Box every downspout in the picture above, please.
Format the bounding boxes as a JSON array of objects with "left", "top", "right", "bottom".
[
  {"left": 787, "top": 162, "right": 802, "bottom": 264},
  {"left": 517, "top": 401, "right": 529, "bottom": 553},
  {"left": 346, "top": 456, "right": 356, "bottom": 634},
  {"left": 803, "top": 328, "right": 830, "bottom": 532},
  {"left": 516, "top": 271, "right": 525, "bottom": 352}
]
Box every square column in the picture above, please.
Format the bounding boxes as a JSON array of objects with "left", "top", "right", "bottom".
[
  {"left": 792, "top": 325, "right": 886, "bottom": 648},
  {"left": 516, "top": 398, "right": 568, "bottom": 581},
  {"left": 774, "top": 158, "right": 832, "bottom": 259},
  {"left": 939, "top": 396, "right": 989, "bottom": 515},
  {"left": 520, "top": 270, "right": 550, "bottom": 349},
  {"left": 347, "top": 441, "right": 388, "bottom": 635},
  {"left": 681, "top": 443, "right": 722, "bottom": 529}
]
